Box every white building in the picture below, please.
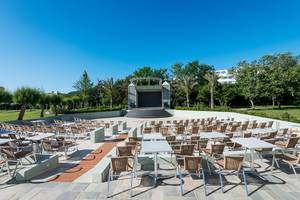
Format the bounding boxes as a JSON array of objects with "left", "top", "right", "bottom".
[{"left": 215, "top": 69, "right": 236, "bottom": 84}]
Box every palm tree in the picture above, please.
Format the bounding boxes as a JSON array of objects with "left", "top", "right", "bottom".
[
  {"left": 175, "top": 75, "right": 198, "bottom": 107},
  {"left": 204, "top": 72, "right": 218, "bottom": 109},
  {"left": 103, "top": 78, "right": 115, "bottom": 108},
  {"left": 14, "top": 87, "right": 41, "bottom": 120}
]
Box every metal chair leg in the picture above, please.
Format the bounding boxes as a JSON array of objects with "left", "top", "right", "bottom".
[
  {"left": 219, "top": 172, "right": 224, "bottom": 193},
  {"left": 107, "top": 170, "right": 111, "bottom": 198},
  {"left": 179, "top": 168, "right": 183, "bottom": 196},
  {"left": 242, "top": 169, "right": 249, "bottom": 196},
  {"left": 206, "top": 160, "right": 211, "bottom": 175},
  {"left": 202, "top": 169, "right": 207, "bottom": 196},
  {"left": 130, "top": 171, "right": 134, "bottom": 197},
  {"left": 291, "top": 165, "right": 297, "bottom": 175}
]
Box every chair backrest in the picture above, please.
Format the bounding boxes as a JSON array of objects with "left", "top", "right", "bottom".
[
  {"left": 111, "top": 157, "right": 129, "bottom": 172},
  {"left": 243, "top": 132, "right": 252, "bottom": 138},
  {"left": 211, "top": 143, "right": 225, "bottom": 155},
  {"left": 117, "top": 146, "right": 133, "bottom": 156},
  {"left": 224, "top": 155, "right": 244, "bottom": 170},
  {"left": 191, "top": 126, "right": 199, "bottom": 134},
  {"left": 267, "top": 121, "right": 274, "bottom": 128},
  {"left": 241, "top": 124, "right": 248, "bottom": 131},
  {"left": 9, "top": 134, "right": 17, "bottom": 140},
  {"left": 184, "top": 156, "right": 203, "bottom": 171},
  {"left": 1, "top": 148, "right": 16, "bottom": 160},
  {"left": 160, "top": 127, "right": 169, "bottom": 136},
  {"left": 191, "top": 135, "right": 200, "bottom": 141},
  {"left": 42, "top": 141, "right": 53, "bottom": 151},
  {"left": 143, "top": 127, "right": 152, "bottom": 134},
  {"left": 166, "top": 135, "right": 176, "bottom": 142},
  {"left": 128, "top": 137, "right": 139, "bottom": 142},
  {"left": 203, "top": 125, "right": 213, "bottom": 132},
  {"left": 197, "top": 140, "right": 208, "bottom": 149},
  {"left": 219, "top": 125, "right": 227, "bottom": 133},
  {"left": 176, "top": 126, "right": 185, "bottom": 134},
  {"left": 286, "top": 137, "right": 300, "bottom": 148},
  {"left": 180, "top": 144, "right": 194, "bottom": 155},
  {"left": 257, "top": 122, "right": 266, "bottom": 129}
]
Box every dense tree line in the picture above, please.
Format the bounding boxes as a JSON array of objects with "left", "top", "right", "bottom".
[{"left": 0, "top": 52, "right": 299, "bottom": 120}]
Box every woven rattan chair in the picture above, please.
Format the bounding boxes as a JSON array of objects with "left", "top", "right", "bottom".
[
  {"left": 159, "top": 127, "right": 169, "bottom": 136},
  {"left": 189, "top": 126, "right": 199, "bottom": 135},
  {"left": 176, "top": 126, "right": 185, "bottom": 135},
  {"left": 257, "top": 122, "right": 266, "bottom": 129},
  {"left": 177, "top": 156, "right": 207, "bottom": 196},
  {"left": 201, "top": 143, "right": 225, "bottom": 174},
  {"left": 215, "top": 155, "right": 248, "bottom": 196},
  {"left": 267, "top": 121, "right": 274, "bottom": 128},
  {"left": 166, "top": 135, "right": 176, "bottom": 143},
  {"left": 107, "top": 156, "right": 134, "bottom": 198},
  {"left": 275, "top": 152, "right": 300, "bottom": 175},
  {"left": 143, "top": 127, "right": 152, "bottom": 134},
  {"left": 260, "top": 131, "right": 278, "bottom": 140},
  {"left": 117, "top": 146, "right": 133, "bottom": 157},
  {"left": 275, "top": 137, "right": 299, "bottom": 149}
]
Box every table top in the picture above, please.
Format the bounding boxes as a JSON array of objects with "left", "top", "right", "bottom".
[
  {"left": 232, "top": 138, "right": 276, "bottom": 149},
  {"left": 26, "top": 133, "right": 55, "bottom": 141},
  {"left": 200, "top": 132, "right": 228, "bottom": 139},
  {"left": 142, "top": 133, "right": 165, "bottom": 141},
  {"left": 0, "top": 138, "right": 14, "bottom": 145},
  {"left": 141, "top": 140, "right": 172, "bottom": 154},
  {"left": 31, "top": 119, "right": 46, "bottom": 123},
  {"left": 251, "top": 128, "right": 277, "bottom": 134}
]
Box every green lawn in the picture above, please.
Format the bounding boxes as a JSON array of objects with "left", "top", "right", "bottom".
[
  {"left": 234, "top": 106, "right": 300, "bottom": 123},
  {"left": 0, "top": 109, "right": 55, "bottom": 122}
]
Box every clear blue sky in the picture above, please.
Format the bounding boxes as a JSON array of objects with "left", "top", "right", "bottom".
[{"left": 1, "top": 0, "right": 300, "bottom": 93}]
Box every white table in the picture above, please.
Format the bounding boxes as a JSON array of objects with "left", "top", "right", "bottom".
[
  {"left": 200, "top": 132, "right": 228, "bottom": 140},
  {"left": 26, "top": 133, "right": 55, "bottom": 141},
  {"left": 0, "top": 138, "right": 14, "bottom": 145},
  {"left": 232, "top": 138, "right": 276, "bottom": 171},
  {"left": 27, "top": 133, "right": 55, "bottom": 153},
  {"left": 142, "top": 133, "right": 165, "bottom": 141},
  {"left": 140, "top": 134, "right": 172, "bottom": 182},
  {"left": 31, "top": 119, "right": 46, "bottom": 124},
  {"left": 251, "top": 128, "right": 277, "bottom": 136}
]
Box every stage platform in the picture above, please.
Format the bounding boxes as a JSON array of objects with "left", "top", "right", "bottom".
[{"left": 125, "top": 107, "right": 172, "bottom": 118}]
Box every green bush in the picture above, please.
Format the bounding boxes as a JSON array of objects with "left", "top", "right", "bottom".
[{"left": 64, "top": 106, "right": 124, "bottom": 114}]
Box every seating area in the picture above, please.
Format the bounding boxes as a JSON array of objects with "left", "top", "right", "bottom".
[
  {"left": 0, "top": 115, "right": 300, "bottom": 199},
  {"left": 106, "top": 117, "right": 300, "bottom": 198}
]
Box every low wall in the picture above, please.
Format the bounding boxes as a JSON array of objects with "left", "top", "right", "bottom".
[
  {"left": 168, "top": 109, "right": 300, "bottom": 129},
  {"left": 17, "top": 110, "right": 126, "bottom": 123}
]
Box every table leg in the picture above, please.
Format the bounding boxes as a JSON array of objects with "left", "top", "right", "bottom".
[
  {"left": 250, "top": 149, "right": 254, "bottom": 171},
  {"left": 154, "top": 152, "right": 158, "bottom": 183}
]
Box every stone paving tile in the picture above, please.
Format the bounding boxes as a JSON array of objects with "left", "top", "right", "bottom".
[{"left": 56, "top": 191, "right": 80, "bottom": 200}]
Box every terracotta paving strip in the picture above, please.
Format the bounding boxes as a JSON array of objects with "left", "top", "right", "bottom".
[{"left": 52, "top": 134, "right": 127, "bottom": 182}]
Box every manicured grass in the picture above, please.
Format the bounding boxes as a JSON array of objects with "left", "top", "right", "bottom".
[
  {"left": 234, "top": 106, "right": 300, "bottom": 123},
  {"left": 0, "top": 109, "right": 55, "bottom": 122}
]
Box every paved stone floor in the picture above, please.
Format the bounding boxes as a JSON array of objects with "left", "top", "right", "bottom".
[{"left": 1, "top": 158, "right": 300, "bottom": 200}]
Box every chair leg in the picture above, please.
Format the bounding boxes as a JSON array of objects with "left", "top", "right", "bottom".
[
  {"left": 242, "top": 169, "right": 249, "bottom": 196},
  {"left": 179, "top": 168, "right": 183, "bottom": 196},
  {"left": 291, "top": 164, "right": 297, "bottom": 175},
  {"left": 130, "top": 172, "right": 134, "bottom": 197},
  {"left": 202, "top": 169, "right": 207, "bottom": 196},
  {"left": 206, "top": 160, "right": 211, "bottom": 175},
  {"left": 107, "top": 170, "right": 111, "bottom": 198},
  {"left": 219, "top": 172, "right": 224, "bottom": 193}
]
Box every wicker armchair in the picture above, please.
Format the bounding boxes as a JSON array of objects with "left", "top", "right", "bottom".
[
  {"left": 177, "top": 156, "right": 207, "bottom": 196},
  {"left": 214, "top": 155, "right": 248, "bottom": 196},
  {"left": 275, "top": 152, "right": 300, "bottom": 175},
  {"left": 107, "top": 156, "right": 135, "bottom": 198}
]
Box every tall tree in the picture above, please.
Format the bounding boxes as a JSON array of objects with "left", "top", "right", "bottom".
[
  {"left": 50, "top": 94, "right": 63, "bottom": 116},
  {"left": 0, "top": 87, "right": 12, "bottom": 104},
  {"left": 174, "top": 74, "right": 198, "bottom": 107},
  {"left": 204, "top": 71, "right": 218, "bottom": 109},
  {"left": 73, "top": 70, "right": 93, "bottom": 107},
  {"left": 14, "top": 87, "right": 41, "bottom": 120},
  {"left": 103, "top": 78, "right": 115, "bottom": 108},
  {"left": 235, "top": 61, "right": 263, "bottom": 109},
  {"left": 39, "top": 92, "right": 51, "bottom": 117}
]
